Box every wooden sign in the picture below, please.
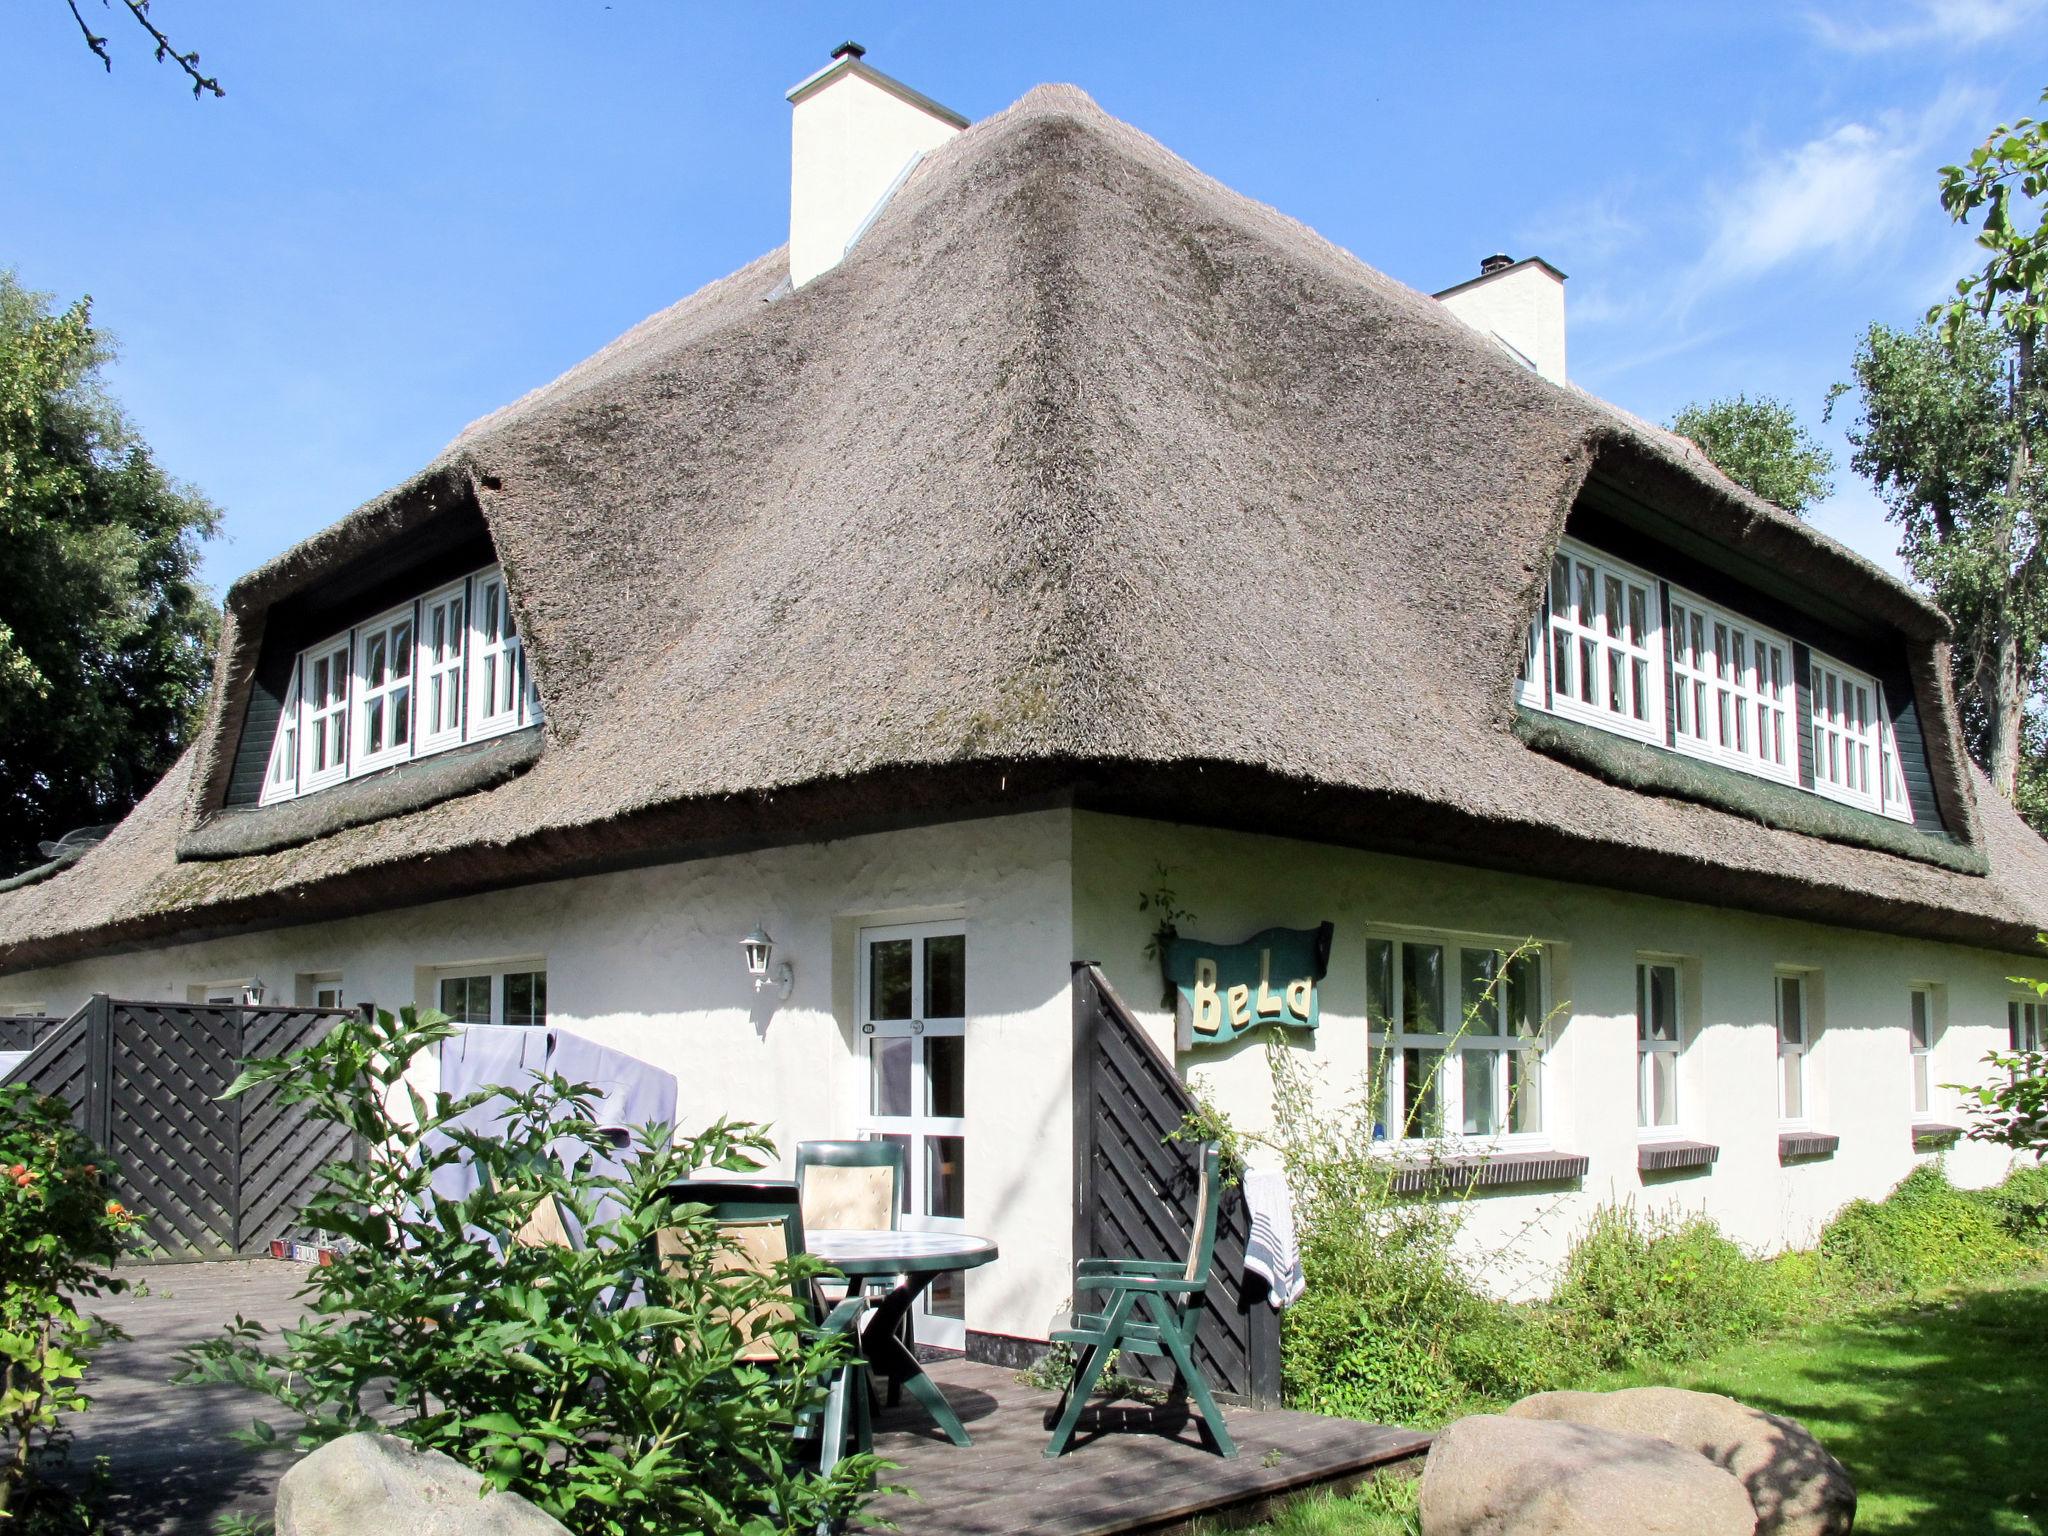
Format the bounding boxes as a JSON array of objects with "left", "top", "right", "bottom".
[{"left": 1163, "top": 923, "right": 1335, "bottom": 1049}]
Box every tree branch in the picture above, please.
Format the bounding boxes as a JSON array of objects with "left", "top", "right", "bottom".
[
  {"left": 64, "top": 0, "right": 110, "bottom": 71},
  {"left": 64, "top": 0, "right": 225, "bottom": 97}
]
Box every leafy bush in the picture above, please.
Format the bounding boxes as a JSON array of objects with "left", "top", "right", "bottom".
[
  {"left": 180, "top": 1007, "right": 886, "bottom": 1536},
  {"left": 1974, "top": 1161, "right": 2048, "bottom": 1242},
  {"left": 1549, "top": 1203, "right": 1778, "bottom": 1371},
  {"left": 0, "top": 1086, "right": 136, "bottom": 1520},
  {"left": 1817, "top": 1163, "right": 2031, "bottom": 1296}
]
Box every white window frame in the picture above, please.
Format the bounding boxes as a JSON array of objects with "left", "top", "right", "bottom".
[
  {"left": 0, "top": 1002, "right": 48, "bottom": 1018},
  {"left": 432, "top": 961, "right": 549, "bottom": 1027},
  {"left": 1667, "top": 587, "right": 1798, "bottom": 786},
  {"left": 1636, "top": 960, "right": 1683, "bottom": 1133},
  {"left": 299, "top": 634, "right": 353, "bottom": 793},
  {"left": 187, "top": 979, "right": 256, "bottom": 1006},
  {"left": 416, "top": 577, "right": 470, "bottom": 755},
  {"left": 1908, "top": 985, "right": 1938, "bottom": 1117},
  {"left": 1776, "top": 971, "right": 1812, "bottom": 1126},
  {"left": 1538, "top": 540, "right": 1664, "bottom": 745},
  {"left": 467, "top": 567, "right": 535, "bottom": 742},
  {"left": 259, "top": 657, "right": 304, "bottom": 806},
  {"left": 259, "top": 565, "right": 543, "bottom": 804},
  {"left": 350, "top": 601, "right": 418, "bottom": 775},
  {"left": 1367, "top": 931, "right": 1547, "bottom": 1146},
  {"left": 1809, "top": 652, "right": 1913, "bottom": 822}
]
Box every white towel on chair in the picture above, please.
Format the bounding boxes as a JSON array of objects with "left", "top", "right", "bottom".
[{"left": 1242, "top": 1167, "right": 1305, "bottom": 1310}]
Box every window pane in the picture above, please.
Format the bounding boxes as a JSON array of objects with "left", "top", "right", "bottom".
[
  {"left": 1401, "top": 1048, "right": 1442, "bottom": 1137},
  {"left": 1649, "top": 1049, "right": 1678, "bottom": 1128},
  {"left": 438, "top": 975, "right": 490, "bottom": 1025},
  {"left": 1912, "top": 1052, "right": 1930, "bottom": 1116},
  {"left": 1506, "top": 953, "right": 1539, "bottom": 1036},
  {"left": 1777, "top": 976, "right": 1804, "bottom": 1045},
  {"left": 926, "top": 1034, "right": 964, "bottom": 1119},
  {"left": 1460, "top": 949, "right": 1498, "bottom": 1035},
  {"left": 504, "top": 970, "right": 547, "bottom": 1027},
  {"left": 1367, "top": 939, "right": 1394, "bottom": 1031},
  {"left": 924, "top": 933, "right": 966, "bottom": 1019},
  {"left": 1462, "top": 1048, "right": 1498, "bottom": 1135},
  {"left": 870, "top": 1038, "right": 912, "bottom": 1117},
  {"left": 875, "top": 1133, "right": 913, "bottom": 1216},
  {"left": 928, "top": 1267, "right": 965, "bottom": 1319},
  {"left": 1648, "top": 965, "right": 1678, "bottom": 1042},
  {"left": 1628, "top": 585, "right": 1647, "bottom": 645},
  {"left": 1781, "top": 1049, "right": 1804, "bottom": 1121},
  {"left": 1509, "top": 1050, "right": 1542, "bottom": 1134},
  {"left": 1402, "top": 944, "right": 1443, "bottom": 1034},
  {"left": 1909, "top": 990, "right": 1930, "bottom": 1051},
  {"left": 869, "top": 940, "right": 912, "bottom": 1020},
  {"left": 926, "top": 1135, "right": 965, "bottom": 1219}
]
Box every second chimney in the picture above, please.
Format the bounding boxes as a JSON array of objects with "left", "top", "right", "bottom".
[
  {"left": 786, "top": 44, "right": 968, "bottom": 289},
  {"left": 1434, "top": 255, "right": 1568, "bottom": 384}
]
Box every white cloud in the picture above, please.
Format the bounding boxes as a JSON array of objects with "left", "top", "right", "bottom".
[
  {"left": 1807, "top": 0, "right": 2044, "bottom": 51},
  {"left": 1681, "top": 87, "right": 1984, "bottom": 304}
]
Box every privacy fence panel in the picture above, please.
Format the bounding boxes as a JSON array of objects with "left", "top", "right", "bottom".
[
  {"left": 1071, "top": 962, "right": 1283, "bottom": 1409},
  {"left": 0, "top": 998, "right": 358, "bottom": 1260}
]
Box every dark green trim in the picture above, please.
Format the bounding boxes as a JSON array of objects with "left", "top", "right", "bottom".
[{"left": 1515, "top": 706, "right": 1988, "bottom": 875}]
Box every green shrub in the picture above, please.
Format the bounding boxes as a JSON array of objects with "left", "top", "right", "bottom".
[
  {"left": 1817, "top": 1163, "right": 2030, "bottom": 1296},
  {"left": 179, "top": 1006, "right": 887, "bottom": 1536},
  {"left": 0, "top": 1086, "right": 137, "bottom": 1521},
  {"left": 1974, "top": 1162, "right": 2048, "bottom": 1243},
  {"left": 1549, "top": 1203, "right": 1776, "bottom": 1372}
]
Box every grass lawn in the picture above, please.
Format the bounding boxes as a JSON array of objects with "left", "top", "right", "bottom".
[{"left": 1233, "top": 1270, "right": 2048, "bottom": 1536}]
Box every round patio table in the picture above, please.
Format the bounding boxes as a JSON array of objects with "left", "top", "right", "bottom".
[{"left": 807, "top": 1229, "right": 999, "bottom": 1447}]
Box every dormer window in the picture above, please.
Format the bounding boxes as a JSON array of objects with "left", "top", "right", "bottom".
[
  {"left": 1524, "top": 538, "right": 1916, "bottom": 824},
  {"left": 258, "top": 563, "right": 540, "bottom": 805}
]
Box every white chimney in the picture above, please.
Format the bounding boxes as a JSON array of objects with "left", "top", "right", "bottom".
[
  {"left": 1434, "top": 254, "right": 1568, "bottom": 384},
  {"left": 786, "top": 43, "right": 968, "bottom": 289}
]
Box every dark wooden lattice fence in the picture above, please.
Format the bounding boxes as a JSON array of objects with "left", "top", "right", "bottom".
[
  {"left": 1, "top": 997, "right": 359, "bottom": 1260},
  {"left": 0, "top": 1014, "right": 65, "bottom": 1053},
  {"left": 1071, "top": 962, "right": 1283, "bottom": 1408}
]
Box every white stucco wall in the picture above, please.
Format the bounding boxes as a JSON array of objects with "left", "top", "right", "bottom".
[
  {"left": 1, "top": 809, "right": 1078, "bottom": 1342},
  {"left": 1072, "top": 810, "right": 2027, "bottom": 1299}
]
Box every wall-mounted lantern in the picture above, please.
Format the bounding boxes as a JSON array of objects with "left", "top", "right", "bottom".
[
  {"left": 741, "top": 925, "right": 795, "bottom": 1000},
  {"left": 244, "top": 977, "right": 268, "bottom": 1005}
]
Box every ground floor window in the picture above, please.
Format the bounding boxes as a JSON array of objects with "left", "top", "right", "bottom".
[
  {"left": 857, "top": 922, "right": 968, "bottom": 1346},
  {"left": 435, "top": 964, "right": 548, "bottom": 1026},
  {"left": 1909, "top": 987, "right": 1936, "bottom": 1115},
  {"left": 2010, "top": 997, "right": 2046, "bottom": 1053},
  {"left": 1777, "top": 972, "right": 1810, "bottom": 1122},
  {"left": 1367, "top": 934, "right": 1543, "bottom": 1141},
  {"left": 1637, "top": 961, "right": 1681, "bottom": 1130}
]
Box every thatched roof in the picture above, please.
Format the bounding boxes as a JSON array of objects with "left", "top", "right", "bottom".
[{"left": 5, "top": 82, "right": 2048, "bottom": 973}]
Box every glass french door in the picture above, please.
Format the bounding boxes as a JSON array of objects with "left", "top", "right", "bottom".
[{"left": 857, "top": 922, "right": 967, "bottom": 1349}]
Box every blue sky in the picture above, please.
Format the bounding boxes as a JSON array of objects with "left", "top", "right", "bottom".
[{"left": 5, "top": 1, "right": 2044, "bottom": 594}]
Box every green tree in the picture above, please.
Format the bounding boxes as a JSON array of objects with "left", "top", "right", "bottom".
[
  {"left": 1827, "top": 92, "right": 2047, "bottom": 807},
  {"left": 0, "top": 273, "right": 219, "bottom": 873},
  {"left": 1669, "top": 394, "right": 1835, "bottom": 514}
]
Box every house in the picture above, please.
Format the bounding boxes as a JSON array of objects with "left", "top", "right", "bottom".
[{"left": 3, "top": 50, "right": 2045, "bottom": 1357}]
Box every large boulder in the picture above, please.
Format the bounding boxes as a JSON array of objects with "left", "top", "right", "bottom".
[
  {"left": 1507, "top": 1387, "right": 1854, "bottom": 1536},
  {"left": 276, "top": 1433, "right": 570, "bottom": 1536},
  {"left": 1419, "top": 1414, "right": 1757, "bottom": 1536}
]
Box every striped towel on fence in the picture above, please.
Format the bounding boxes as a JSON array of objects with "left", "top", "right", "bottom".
[{"left": 1242, "top": 1167, "right": 1305, "bottom": 1309}]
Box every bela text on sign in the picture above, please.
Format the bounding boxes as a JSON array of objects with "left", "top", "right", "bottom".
[{"left": 1162, "top": 923, "right": 1335, "bottom": 1050}]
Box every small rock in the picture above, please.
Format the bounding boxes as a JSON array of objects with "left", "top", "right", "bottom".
[
  {"left": 1420, "top": 1413, "right": 1756, "bottom": 1536},
  {"left": 276, "top": 1433, "right": 570, "bottom": 1536},
  {"left": 1508, "top": 1387, "right": 1854, "bottom": 1536}
]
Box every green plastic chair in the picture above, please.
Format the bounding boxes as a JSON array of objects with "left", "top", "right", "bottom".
[
  {"left": 661, "top": 1179, "right": 872, "bottom": 1480},
  {"left": 1044, "top": 1140, "right": 1238, "bottom": 1459},
  {"left": 795, "top": 1138, "right": 913, "bottom": 1404}
]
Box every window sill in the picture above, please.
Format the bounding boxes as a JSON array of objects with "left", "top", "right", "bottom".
[
  {"left": 1637, "top": 1139, "right": 1719, "bottom": 1174},
  {"left": 1387, "top": 1150, "right": 1589, "bottom": 1196},
  {"left": 1911, "top": 1122, "right": 1963, "bottom": 1150},
  {"left": 1778, "top": 1130, "right": 1839, "bottom": 1163}
]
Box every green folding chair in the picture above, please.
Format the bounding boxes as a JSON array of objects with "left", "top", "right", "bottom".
[
  {"left": 660, "top": 1180, "right": 872, "bottom": 1480},
  {"left": 1044, "top": 1140, "right": 1238, "bottom": 1459},
  {"left": 795, "top": 1138, "right": 913, "bottom": 1401}
]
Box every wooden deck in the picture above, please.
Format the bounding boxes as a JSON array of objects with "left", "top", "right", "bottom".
[{"left": 66, "top": 1261, "right": 1428, "bottom": 1535}]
